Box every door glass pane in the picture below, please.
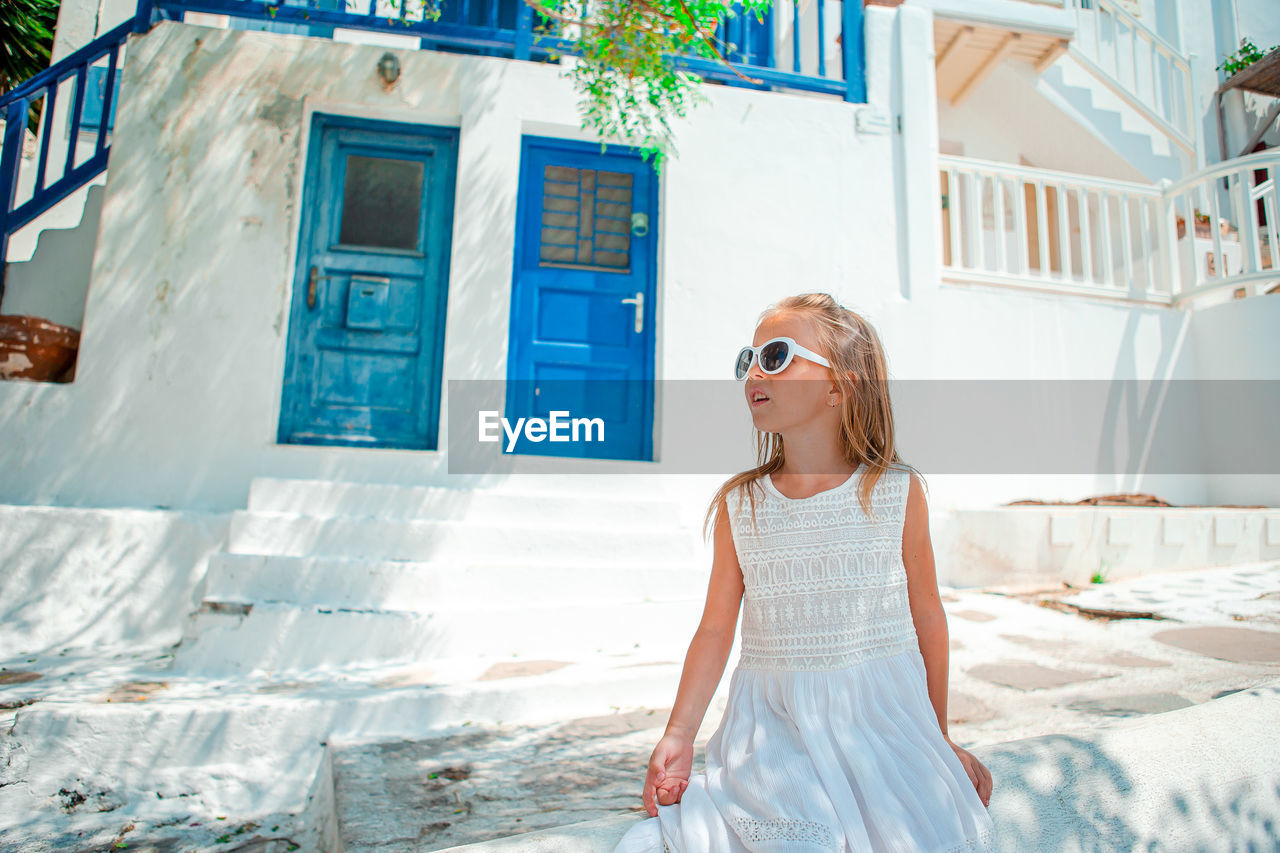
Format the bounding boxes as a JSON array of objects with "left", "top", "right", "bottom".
[
  {"left": 338, "top": 154, "right": 424, "bottom": 250},
  {"left": 540, "top": 165, "right": 632, "bottom": 271}
]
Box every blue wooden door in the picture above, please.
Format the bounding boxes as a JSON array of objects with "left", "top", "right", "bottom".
[
  {"left": 278, "top": 114, "right": 457, "bottom": 450},
  {"left": 504, "top": 136, "right": 658, "bottom": 461}
]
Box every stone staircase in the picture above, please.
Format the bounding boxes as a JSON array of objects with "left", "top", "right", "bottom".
[
  {"left": 1036, "top": 53, "right": 1187, "bottom": 182},
  {"left": 169, "top": 476, "right": 715, "bottom": 724},
  {"left": 1, "top": 180, "right": 105, "bottom": 329}
]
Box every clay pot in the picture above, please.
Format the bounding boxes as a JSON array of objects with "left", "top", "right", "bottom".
[
  {"left": 1176, "top": 215, "right": 1239, "bottom": 241},
  {"left": 0, "top": 314, "right": 80, "bottom": 382}
]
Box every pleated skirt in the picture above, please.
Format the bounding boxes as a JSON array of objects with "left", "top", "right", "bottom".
[{"left": 613, "top": 647, "right": 1000, "bottom": 853}]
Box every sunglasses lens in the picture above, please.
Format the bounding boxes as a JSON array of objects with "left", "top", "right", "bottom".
[
  {"left": 734, "top": 348, "right": 753, "bottom": 380},
  {"left": 759, "top": 340, "right": 789, "bottom": 373}
]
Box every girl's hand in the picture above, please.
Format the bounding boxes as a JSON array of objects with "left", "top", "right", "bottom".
[
  {"left": 945, "top": 735, "right": 993, "bottom": 808},
  {"left": 643, "top": 733, "right": 694, "bottom": 817}
]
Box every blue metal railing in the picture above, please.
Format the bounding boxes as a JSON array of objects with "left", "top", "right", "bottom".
[
  {"left": 1, "top": 0, "right": 865, "bottom": 299},
  {"left": 0, "top": 16, "right": 140, "bottom": 302},
  {"left": 148, "top": 0, "right": 865, "bottom": 97}
]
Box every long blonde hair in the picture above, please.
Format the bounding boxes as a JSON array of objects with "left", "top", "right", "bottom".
[{"left": 701, "top": 292, "right": 924, "bottom": 542}]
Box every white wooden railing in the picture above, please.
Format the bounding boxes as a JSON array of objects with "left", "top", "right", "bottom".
[
  {"left": 1165, "top": 151, "right": 1280, "bottom": 302},
  {"left": 939, "top": 152, "right": 1280, "bottom": 305},
  {"left": 1070, "top": 0, "right": 1197, "bottom": 158}
]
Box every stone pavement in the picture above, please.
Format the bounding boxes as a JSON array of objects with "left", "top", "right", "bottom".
[
  {"left": 2, "top": 561, "right": 1277, "bottom": 852},
  {"left": 333, "top": 561, "right": 1280, "bottom": 851}
]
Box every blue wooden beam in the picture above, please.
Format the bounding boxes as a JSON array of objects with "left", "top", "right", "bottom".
[
  {"left": 514, "top": 0, "right": 532, "bottom": 60},
  {"left": 841, "top": 0, "right": 865, "bottom": 102}
]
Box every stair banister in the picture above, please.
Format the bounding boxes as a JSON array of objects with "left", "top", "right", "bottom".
[
  {"left": 1070, "top": 0, "right": 1198, "bottom": 163},
  {"left": 0, "top": 16, "right": 139, "bottom": 301}
]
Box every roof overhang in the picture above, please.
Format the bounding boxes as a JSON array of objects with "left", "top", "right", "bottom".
[{"left": 934, "top": 18, "right": 1070, "bottom": 106}]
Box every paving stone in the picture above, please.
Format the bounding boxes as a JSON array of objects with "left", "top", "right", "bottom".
[
  {"left": 103, "top": 681, "right": 168, "bottom": 703},
  {"left": 998, "top": 633, "right": 1072, "bottom": 654},
  {"left": 371, "top": 669, "right": 437, "bottom": 688},
  {"left": 332, "top": 712, "right": 686, "bottom": 852},
  {"left": 479, "top": 660, "right": 571, "bottom": 681},
  {"left": 966, "top": 660, "right": 1108, "bottom": 691},
  {"left": 1056, "top": 564, "right": 1280, "bottom": 625},
  {"left": 553, "top": 708, "right": 670, "bottom": 739},
  {"left": 951, "top": 610, "right": 997, "bottom": 623},
  {"left": 0, "top": 670, "right": 41, "bottom": 685},
  {"left": 1151, "top": 626, "right": 1280, "bottom": 663},
  {"left": 1085, "top": 651, "right": 1172, "bottom": 668},
  {"left": 1064, "top": 692, "right": 1194, "bottom": 716},
  {"left": 945, "top": 691, "right": 994, "bottom": 725},
  {"left": 255, "top": 680, "right": 322, "bottom": 693}
]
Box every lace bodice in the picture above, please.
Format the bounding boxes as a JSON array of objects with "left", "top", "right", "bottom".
[{"left": 726, "top": 464, "right": 920, "bottom": 671}]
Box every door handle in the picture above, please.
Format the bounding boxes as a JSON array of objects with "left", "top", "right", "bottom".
[
  {"left": 620, "top": 290, "right": 643, "bottom": 334},
  {"left": 308, "top": 265, "right": 336, "bottom": 310}
]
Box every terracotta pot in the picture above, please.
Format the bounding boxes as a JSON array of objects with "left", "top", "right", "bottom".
[
  {"left": 1176, "top": 215, "right": 1239, "bottom": 241},
  {"left": 0, "top": 314, "right": 80, "bottom": 382}
]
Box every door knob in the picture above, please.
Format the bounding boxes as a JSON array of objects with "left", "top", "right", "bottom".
[
  {"left": 630, "top": 212, "right": 649, "bottom": 237},
  {"left": 308, "top": 265, "right": 336, "bottom": 310},
  {"left": 620, "top": 290, "right": 644, "bottom": 334}
]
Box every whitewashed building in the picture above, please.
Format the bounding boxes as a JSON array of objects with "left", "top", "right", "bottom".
[{"left": 2, "top": 0, "right": 1277, "bottom": 513}]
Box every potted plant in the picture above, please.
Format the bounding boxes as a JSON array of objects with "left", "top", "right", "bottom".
[
  {"left": 1217, "top": 38, "right": 1279, "bottom": 80},
  {"left": 0, "top": 314, "right": 80, "bottom": 382},
  {"left": 1175, "top": 209, "right": 1239, "bottom": 241}
]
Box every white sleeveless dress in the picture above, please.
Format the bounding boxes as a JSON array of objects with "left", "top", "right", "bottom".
[{"left": 613, "top": 464, "right": 1001, "bottom": 853}]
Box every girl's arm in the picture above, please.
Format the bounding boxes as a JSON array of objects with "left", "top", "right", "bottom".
[
  {"left": 902, "top": 471, "right": 994, "bottom": 806},
  {"left": 642, "top": 497, "right": 745, "bottom": 815},
  {"left": 902, "top": 472, "right": 951, "bottom": 738}
]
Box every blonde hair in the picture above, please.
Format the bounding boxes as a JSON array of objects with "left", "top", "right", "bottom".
[{"left": 701, "top": 292, "right": 924, "bottom": 542}]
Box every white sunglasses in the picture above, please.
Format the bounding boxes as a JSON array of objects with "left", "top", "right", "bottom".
[{"left": 735, "top": 336, "right": 831, "bottom": 380}]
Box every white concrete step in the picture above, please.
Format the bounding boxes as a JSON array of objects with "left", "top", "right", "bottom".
[
  {"left": 246, "top": 477, "right": 686, "bottom": 526},
  {"left": 226, "top": 511, "right": 699, "bottom": 563},
  {"left": 172, "top": 598, "right": 706, "bottom": 676},
  {"left": 6, "top": 658, "right": 691, "bottom": 827},
  {"left": 202, "top": 552, "right": 710, "bottom": 611}
]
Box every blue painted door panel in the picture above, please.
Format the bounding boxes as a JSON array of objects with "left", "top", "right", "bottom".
[
  {"left": 505, "top": 136, "right": 657, "bottom": 461},
  {"left": 278, "top": 114, "right": 458, "bottom": 449}
]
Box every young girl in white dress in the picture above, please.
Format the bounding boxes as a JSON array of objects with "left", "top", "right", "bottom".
[{"left": 614, "top": 293, "right": 1000, "bottom": 853}]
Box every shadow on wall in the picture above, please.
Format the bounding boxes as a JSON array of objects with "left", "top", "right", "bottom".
[{"left": 0, "top": 23, "right": 517, "bottom": 512}]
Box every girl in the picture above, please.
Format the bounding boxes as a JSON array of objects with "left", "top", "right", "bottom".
[{"left": 614, "top": 293, "right": 999, "bottom": 853}]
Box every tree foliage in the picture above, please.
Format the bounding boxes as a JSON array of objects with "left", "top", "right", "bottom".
[
  {"left": 0, "top": 0, "right": 60, "bottom": 133},
  {"left": 523, "top": 0, "right": 774, "bottom": 170}
]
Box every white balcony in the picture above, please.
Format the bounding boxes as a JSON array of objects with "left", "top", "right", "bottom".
[{"left": 939, "top": 151, "right": 1280, "bottom": 305}]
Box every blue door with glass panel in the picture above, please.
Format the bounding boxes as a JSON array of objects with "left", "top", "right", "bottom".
[
  {"left": 504, "top": 136, "right": 657, "bottom": 461},
  {"left": 278, "top": 114, "right": 457, "bottom": 449}
]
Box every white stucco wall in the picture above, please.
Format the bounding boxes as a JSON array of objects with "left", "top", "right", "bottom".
[{"left": 1, "top": 6, "right": 1275, "bottom": 516}]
